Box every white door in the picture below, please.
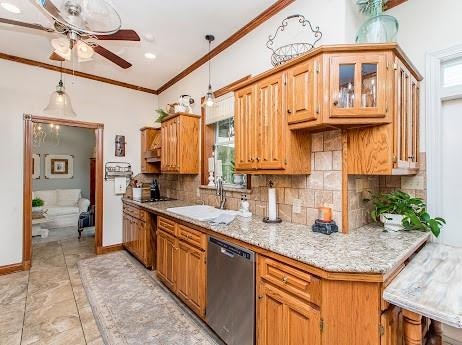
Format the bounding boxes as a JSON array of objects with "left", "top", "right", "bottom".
[{"left": 440, "top": 98, "right": 462, "bottom": 246}]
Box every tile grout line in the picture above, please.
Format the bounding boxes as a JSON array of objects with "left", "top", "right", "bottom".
[
  {"left": 61, "top": 239, "right": 88, "bottom": 345},
  {"left": 19, "top": 269, "right": 31, "bottom": 345}
]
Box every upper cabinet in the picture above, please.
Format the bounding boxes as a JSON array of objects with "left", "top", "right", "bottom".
[
  {"left": 161, "top": 113, "right": 200, "bottom": 174},
  {"left": 235, "top": 73, "right": 311, "bottom": 175},
  {"left": 140, "top": 127, "right": 161, "bottom": 174},
  {"left": 326, "top": 52, "right": 390, "bottom": 123},
  {"left": 233, "top": 44, "right": 422, "bottom": 175}
]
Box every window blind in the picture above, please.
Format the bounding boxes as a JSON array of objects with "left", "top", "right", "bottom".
[{"left": 205, "top": 92, "right": 234, "bottom": 125}]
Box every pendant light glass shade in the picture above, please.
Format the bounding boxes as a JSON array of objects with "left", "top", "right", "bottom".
[
  {"left": 203, "top": 84, "right": 215, "bottom": 108},
  {"left": 202, "top": 34, "right": 215, "bottom": 108},
  {"left": 44, "top": 80, "right": 77, "bottom": 117}
]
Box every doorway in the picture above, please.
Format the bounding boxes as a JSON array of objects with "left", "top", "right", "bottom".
[{"left": 23, "top": 114, "right": 104, "bottom": 269}]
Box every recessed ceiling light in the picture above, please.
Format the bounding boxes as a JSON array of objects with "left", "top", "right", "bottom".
[
  {"left": 144, "top": 52, "right": 156, "bottom": 60},
  {"left": 1, "top": 2, "right": 21, "bottom": 14}
]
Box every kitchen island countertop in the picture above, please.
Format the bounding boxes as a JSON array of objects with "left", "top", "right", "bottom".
[{"left": 123, "top": 198, "right": 430, "bottom": 275}]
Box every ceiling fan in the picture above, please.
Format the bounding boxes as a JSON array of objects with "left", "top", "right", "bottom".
[{"left": 0, "top": 0, "right": 140, "bottom": 69}]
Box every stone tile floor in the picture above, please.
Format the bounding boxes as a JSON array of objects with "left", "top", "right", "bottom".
[{"left": 0, "top": 230, "right": 102, "bottom": 345}]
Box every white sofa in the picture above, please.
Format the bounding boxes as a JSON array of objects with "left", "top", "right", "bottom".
[{"left": 32, "top": 189, "right": 90, "bottom": 229}]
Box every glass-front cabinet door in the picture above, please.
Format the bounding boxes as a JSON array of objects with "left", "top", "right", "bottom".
[{"left": 328, "top": 53, "right": 388, "bottom": 121}]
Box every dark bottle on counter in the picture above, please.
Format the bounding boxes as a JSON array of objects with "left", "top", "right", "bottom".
[{"left": 151, "top": 179, "right": 161, "bottom": 200}]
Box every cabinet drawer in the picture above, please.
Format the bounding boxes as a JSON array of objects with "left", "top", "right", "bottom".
[
  {"left": 157, "top": 216, "right": 176, "bottom": 236},
  {"left": 177, "top": 224, "right": 206, "bottom": 250},
  {"left": 124, "top": 204, "right": 147, "bottom": 222},
  {"left": 259, "top": 256, "right": 321, "bottom": 306}
]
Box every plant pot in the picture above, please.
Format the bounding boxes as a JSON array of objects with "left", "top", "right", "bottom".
[
  {"left": 32, "top": 206, "right": 43, "bottom": 213},
  {"left": 380, "top": 213, "right": 404, "bottom": 232}
]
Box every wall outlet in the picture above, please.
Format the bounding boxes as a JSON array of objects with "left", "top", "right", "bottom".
[{"left": 293, "top": 198, "right": 302, "bottom": 214}]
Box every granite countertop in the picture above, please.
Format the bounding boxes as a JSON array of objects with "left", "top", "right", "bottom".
[
  {"left": 123, "top": 198, "right": 429, "bottom": 275},
  {"left": 383, "top": 243, "right": 462, "bottom": 328}
]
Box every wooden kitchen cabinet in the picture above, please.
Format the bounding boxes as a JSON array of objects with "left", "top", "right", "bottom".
[
  {"left": 287, "top": 58, "right": 321, "bottom": 125},
  {"left": 157, "top": 229, "right": 177, "bottom": 291},
  {"left": 257, "top": 255, "right": 322, "bottom": 345},
  {"left": 381, "top": 305, "right": 404, "bottom": 345},
  {"left": 177, "top": 239, "right": 206, "bottom": 317},
  {"left": 156, "top": 217, "right": 207, "bottom": 318},
  {"left": 234, "top": 74, "right": 311, "bottom": 174},
  {"left": 161, "top": 113, "right": 199, "bottom": 174},
  {"left": 122, "top": 203, "right": 153, "bottom": 268},
  {"left": 140, "top": 127, "right": 161, "bottom": 174},
  {"left": 326, "top": 52, "right": 390, "bottom": 123},
  {"left": 258, "top": 282, "right": 321, "bottom": 345},
  {"left": 347, "top": 57, "right": 420, "bottom": 175}
]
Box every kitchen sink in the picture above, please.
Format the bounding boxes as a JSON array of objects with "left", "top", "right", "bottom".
[{"left": 166, "top": 205, "right": 238, "bottom": 222}]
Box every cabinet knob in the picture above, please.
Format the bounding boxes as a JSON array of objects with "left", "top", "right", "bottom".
[
  {"left": 282, "top": 277, "right": 288, "bottom": 284},
  {"left": 287, "top": 109, "right": 292, "bottom": 114},
  {"left": 258, "top": 295, "right": 263, "bottom": 300},
  {"left": 333, "top": 100, "right": 339, "bottom": 106},
  {"left": 250, "top": 158, "right": 254, "bottom": 162},
  {"left": 256, "top": 157, "right": 260, "bottom": 161}
]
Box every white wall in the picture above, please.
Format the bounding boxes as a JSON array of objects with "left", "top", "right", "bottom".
[
  {"left": 33, "top": 126, "right": 95, "bottom": 199},
  {"left": 0, "top": 59, "right": 158, "bottom": 266},
  {"left": 158, "top": 0, "right": 354, "bottom": 110}
]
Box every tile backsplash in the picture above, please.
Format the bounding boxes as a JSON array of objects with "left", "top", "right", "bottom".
[{"left": 131, "top": 132, "right": 426, "bottom": 233}]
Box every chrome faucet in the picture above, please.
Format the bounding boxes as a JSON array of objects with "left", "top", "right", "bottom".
[{"left": 216, "top": 178, "right": 226, "bottom": 209}]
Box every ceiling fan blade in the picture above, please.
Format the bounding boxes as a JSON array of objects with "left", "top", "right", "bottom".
[
  {"left": 49, "top": 52, "right": 65, "bottom": 61},
  {"left": 94, "top": 45, "right": 132, "bottom": 69},
  {"left": 0, "top": 17, "right": 54, "bottom": 32},
  {"left": 95, "top": 29, "right": 140, "bottom": 41},
  {"left": 35, "top": 0, "right": 66, "bottom": 23}
]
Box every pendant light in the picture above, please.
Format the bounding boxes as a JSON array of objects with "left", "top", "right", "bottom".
[
  {"left": 202, "top": 34, "right": 215, "bottom": 108},
  {"left": 44, "top": 62, "right": 77, "bottom": 117}
]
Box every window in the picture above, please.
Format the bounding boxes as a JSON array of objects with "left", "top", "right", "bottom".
[
  {"left": 442, "top": 58, "right": 462, "bottom": 88},
  {"left": 202, "top": 92, "right": 248, "bottom": 189},
  {"left": 214, "top": 117, "right": 246, "bottom": 187}
]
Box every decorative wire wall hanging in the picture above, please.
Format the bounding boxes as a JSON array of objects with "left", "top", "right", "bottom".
[
  {"left": 266, "top": 14, "right": 322, "bottom": 67},
  {"left": 104, "top": 162, "right": 133, "bottom": 181}
]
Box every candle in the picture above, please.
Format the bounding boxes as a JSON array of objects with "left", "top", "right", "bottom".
[
  {"left": 318, "top": 206, "right": 332, "bottom": 222},
  {"left": 208, "top": 157, "right": 215, "bottom": 172}
]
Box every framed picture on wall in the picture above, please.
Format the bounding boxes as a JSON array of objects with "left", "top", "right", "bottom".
[
  {"left": 45, "top": 154, "right": 74, "bottom": 179},
  {"left": 32, "top": 154, "right": 40, "bottom": 179}
]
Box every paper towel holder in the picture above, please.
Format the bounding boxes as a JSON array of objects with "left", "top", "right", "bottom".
[{"left": 263, "top": 180, "right": 282, "bottom": 223}]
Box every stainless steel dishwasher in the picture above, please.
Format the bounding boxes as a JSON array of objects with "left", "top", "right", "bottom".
[{"left": 207, "top": 236, "right": 255, "bottom": 345}]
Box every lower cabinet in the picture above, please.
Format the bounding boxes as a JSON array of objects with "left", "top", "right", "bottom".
[
  {"left": 157, "top": 229, "right": 177, "bottom": 291},
  {"left": 258, "top": 282, "right": 321, "bottom": 345},
  {"left": 381, "top": 305, "right": 404, "bottom": 345},
  {"left": 122, "top": 203, "right": 153, "bottom": 268},
  {"left": 257, "top": 255, "right": 322, "bottom": 345},
  {"left": 177, "top": 240, "right": 206, "bottom": 316},
  {"left": 156, "top": 217, "right": 206, "bottom": 318}
]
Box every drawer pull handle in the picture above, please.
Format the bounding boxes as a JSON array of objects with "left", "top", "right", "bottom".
[{"left": 282, "top": 277, "right": 288, "bottom": 284}]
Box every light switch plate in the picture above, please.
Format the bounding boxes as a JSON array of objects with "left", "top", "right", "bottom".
[{"left": 293, "top": 199, "right": 302, "bottom": 214}]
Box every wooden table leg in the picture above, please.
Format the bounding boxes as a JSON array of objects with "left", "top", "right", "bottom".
[
  {"left": 426, "top": 320, "right": 443, "bottom": 345},
  {"left": 403, "top": 309, "right": 423, "bottom": 345}
]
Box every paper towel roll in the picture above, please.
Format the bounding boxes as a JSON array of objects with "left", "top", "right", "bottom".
[{"left": 268, "top": 187, "right": 277, "bottom": 221}]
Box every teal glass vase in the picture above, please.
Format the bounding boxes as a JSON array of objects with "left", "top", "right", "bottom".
[{"left": 356, "top": 14, "right": 399, "bottom": 43}]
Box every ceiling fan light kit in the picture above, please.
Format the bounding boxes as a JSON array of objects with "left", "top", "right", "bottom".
[
  {"left": 0, "top": 0, "right": 140, "bottom": 68},
  {"left": 202, "top": 34, "right": 215, "bottom": 108}
]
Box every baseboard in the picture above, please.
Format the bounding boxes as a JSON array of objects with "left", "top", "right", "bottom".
[
  {"left": 99, "top": 243, "right": 123, "bottom": 254},
  {"left": 0, "top": 262, "right": 25, "bottom": 276}
]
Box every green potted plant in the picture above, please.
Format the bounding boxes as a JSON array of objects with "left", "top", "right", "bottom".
[
  {"left": 32, "top": 197, "right": 45, "bottom": 213},
  {"left": 367, "top": 191, "right": 445, "bottom": 237}
]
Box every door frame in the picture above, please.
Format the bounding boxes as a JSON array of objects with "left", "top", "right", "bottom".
[
  {"left": 426, "top": 44, "right": 462, "bottom": 221},
  {"left": 23, "top": 114, "right": 104, "bottom": 269}
]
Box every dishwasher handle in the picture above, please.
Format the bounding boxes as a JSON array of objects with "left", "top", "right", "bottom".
[{"left": 220, "top": 247, "right": 235, "bottom": 258}]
